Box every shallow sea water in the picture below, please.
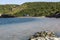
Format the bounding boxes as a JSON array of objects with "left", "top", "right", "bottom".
[{"left": 0, "top": 18, "right": 60, "bottom": 40}]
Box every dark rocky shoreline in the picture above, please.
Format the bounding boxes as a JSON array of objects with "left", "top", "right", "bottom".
[
  {"left": 46, "top": 11, "right": 60, "bottom": 18},
  {"left": 0, "top": 14, "right": 15, "bottom": 18}
]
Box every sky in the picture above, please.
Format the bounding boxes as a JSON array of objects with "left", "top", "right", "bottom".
[{"left": 0, "top": 0, "right": 60, "bottom": 4}]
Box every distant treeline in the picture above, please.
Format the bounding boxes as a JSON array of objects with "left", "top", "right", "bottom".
[{"left": 0, "top": 2, "right": 60, "bottom": 17}]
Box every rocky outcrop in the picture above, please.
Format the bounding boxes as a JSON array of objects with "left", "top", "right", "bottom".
[{"left": 28, "top": 31, "right": 60, "bottom": 40}]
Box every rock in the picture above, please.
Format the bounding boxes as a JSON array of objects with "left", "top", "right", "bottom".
[{"left": 29, "top": 31, "right": 56, "bottom": 40}]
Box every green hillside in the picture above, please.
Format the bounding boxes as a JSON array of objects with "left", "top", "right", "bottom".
[
  {"left": 0, "top": 4, "right": 19, "bottom": 14},
  {"left": 0, "top": 2, "right": 60, "bottom": 17}
]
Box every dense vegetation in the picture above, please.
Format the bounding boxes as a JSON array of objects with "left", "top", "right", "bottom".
[{"left": 0, "top": 2, "right": 60, "bottom": 17}]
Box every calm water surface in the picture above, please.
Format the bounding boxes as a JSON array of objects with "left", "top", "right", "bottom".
[{"left": 0, "top": 18, "right": 60, "bottom": 40}]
